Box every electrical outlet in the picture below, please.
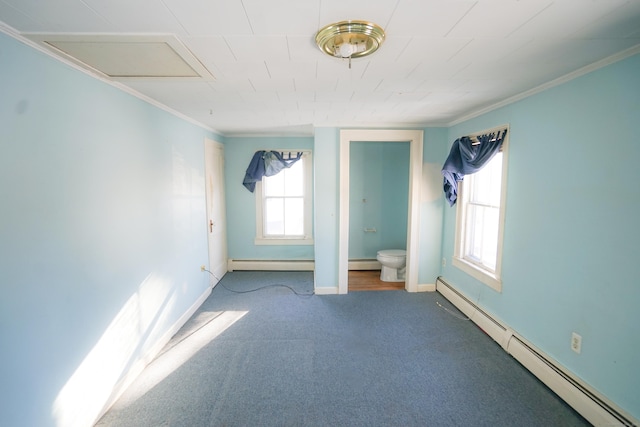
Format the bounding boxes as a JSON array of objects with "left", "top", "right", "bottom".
[
  {"left": 442, "top": 257, "right": 447, "bottom": 267},
  {"left": 200, "top": 265, "right": 206, "bottom": 272},
  {"left": 571, "top": 332, "right": 582, "bottom": 354}
]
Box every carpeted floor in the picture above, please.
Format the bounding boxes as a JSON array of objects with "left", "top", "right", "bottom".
[{"left": 96, "top": 271, "right": 590, "bottom": 427}]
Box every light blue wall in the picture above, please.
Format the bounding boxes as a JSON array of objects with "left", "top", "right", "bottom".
[
  {"left": 223, "top": 136, "right": 314, "bottom": 260},
  {"left": 0, "top": 33, "right": 216, "bottom": 427},
  {"left": 440, "top": 53, "right": 640, "bottom": 419},
  {"left": 349, "top": 141, "right": 409, "bottom": 259},
  {"left": 419, "top": 127, "right": 448, "bottom": 285},
  {"left": 313, "top": 128, "right": 340, "bottom": 289}
]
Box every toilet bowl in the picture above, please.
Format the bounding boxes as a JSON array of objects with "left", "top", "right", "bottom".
[{"left": 376, "top": 249, "right": 406, "bottom": 282}]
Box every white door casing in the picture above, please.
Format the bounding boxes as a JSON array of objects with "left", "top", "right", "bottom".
[
  {"left": 339, "top": 130, "right": 423, "bottom": 294},
  {"left": 204, "top": 138, "right": 227, "bottom": 286}
]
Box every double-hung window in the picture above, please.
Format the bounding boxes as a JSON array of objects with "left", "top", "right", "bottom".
[
  {"left": 453, "top": 130, "right": 509, "bottom": 292},
  {"left": 255, "top": 151, "right": 313, "bottom": 245}
]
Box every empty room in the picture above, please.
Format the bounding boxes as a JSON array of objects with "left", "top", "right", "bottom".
[{"left": 1, "top": 1, "right": 639, "bottom": 426}]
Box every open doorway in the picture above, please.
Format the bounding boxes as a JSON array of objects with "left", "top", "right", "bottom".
[
  {"left": 348, "top": 141, "right": 410, "bottom": 291},
  {"left": 338, "top": 130, "right": 423, "bottom": 294}
]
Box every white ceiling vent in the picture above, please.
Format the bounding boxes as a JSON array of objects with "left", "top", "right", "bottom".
[{"left": 24, "top": 34, "right": 214, "bottom": 81}]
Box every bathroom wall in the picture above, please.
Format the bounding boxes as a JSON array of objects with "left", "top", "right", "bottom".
[
  {"left": 223, "top": 135, "right": 314, "bottom": 261},
  {"left": 0, "top": 32, "right": 215, "bottom": 427},
  {"left": 348, "top": 141, "right": 409, "bottom": 259},
  {"left": 440, "top": 52, "right": 640, "bottom": 420}
]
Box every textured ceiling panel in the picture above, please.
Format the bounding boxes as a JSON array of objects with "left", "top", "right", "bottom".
[{"left": 1, "top": 0, "right": 639, "bottom": 135}]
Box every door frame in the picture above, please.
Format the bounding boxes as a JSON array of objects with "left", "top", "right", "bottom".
[{"left": 338, "top": 130, "right": 423, "bottom": 294}]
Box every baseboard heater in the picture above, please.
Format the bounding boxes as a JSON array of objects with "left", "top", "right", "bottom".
[
  {"left": 227, "top": 259, "right": 314, "bottom": 271},
  {"left": 436, "top": 277, "right": 637, "bottom": 427}
]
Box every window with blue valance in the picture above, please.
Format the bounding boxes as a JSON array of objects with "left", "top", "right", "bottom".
[
  {"left": 242, "top": 150, "right": 303, "bottom": 192},
  {"left": 441, "top": 129, "right": 508, "bottom": 206}
]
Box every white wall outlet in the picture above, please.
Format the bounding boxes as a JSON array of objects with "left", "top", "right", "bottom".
[
  {"left": 442, "top": 257, "right": 447, "bottom": 267},
  {"left": 571, "top": 332, "right": 582, "bottom": 354}
]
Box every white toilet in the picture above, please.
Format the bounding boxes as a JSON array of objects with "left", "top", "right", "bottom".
[{"left": 376, "top": 249, "right": 406, "bottom": 282}]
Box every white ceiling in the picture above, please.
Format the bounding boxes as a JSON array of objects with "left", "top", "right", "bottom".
[{"left": 1, "top": 0, "right": 640, "bottom": 136}]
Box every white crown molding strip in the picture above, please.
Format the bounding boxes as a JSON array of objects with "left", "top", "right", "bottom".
[
  {"left": 0, "top": 23, "right": 219, "bottom": 135},
  {"left": 448, "top": 43, "right": 640, "bottom": 127}
]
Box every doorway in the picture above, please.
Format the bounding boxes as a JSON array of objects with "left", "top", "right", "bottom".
[
  {"left": 338, "top": 130, "right": 423, "bottom": 294},
  {"left": 348, "top": 141, "right": 410, "bottom": 291}
]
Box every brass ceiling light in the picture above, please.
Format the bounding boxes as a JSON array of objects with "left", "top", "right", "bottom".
[{"left": 315, "top": 20, "right": 386, "bottom": 68}]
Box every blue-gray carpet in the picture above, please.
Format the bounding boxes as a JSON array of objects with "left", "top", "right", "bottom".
[{"left": 96, "top": 271, "right": 590, "bottom": 426}]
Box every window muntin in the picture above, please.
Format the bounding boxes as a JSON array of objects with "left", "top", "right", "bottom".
[{"left": 255, "top": 151, "right": 313, "bottom": 245}]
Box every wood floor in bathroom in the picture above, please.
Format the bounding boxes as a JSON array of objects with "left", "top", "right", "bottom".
[{"left": 348, "top": 270, "right": 405, "bottom": 291}]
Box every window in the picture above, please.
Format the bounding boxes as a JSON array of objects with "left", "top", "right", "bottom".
[
  {"left": 453, "top": 134, "right": 508, "bottom": 292},
  {"left": 255, "top": 151, "right": 313, "bottom": 245}
]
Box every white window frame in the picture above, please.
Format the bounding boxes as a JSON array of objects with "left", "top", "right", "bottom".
[
  {"left": 452, "top": 126, "right": 509, "bottom": 292},
  {"left": 255, "top": 150, "right": 313, "bottom": 245}
]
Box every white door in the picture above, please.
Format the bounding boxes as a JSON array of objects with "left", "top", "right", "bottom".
[{"left": 204, "top": 138, "right": 227, "bottom": 286}]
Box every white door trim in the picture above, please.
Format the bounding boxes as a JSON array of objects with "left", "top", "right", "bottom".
[
  {"left": 204, "top": 137, "right": 228, "bottom": 286},
  {"left": 339, "top": 130, "right": 423, "bottom": 294}
]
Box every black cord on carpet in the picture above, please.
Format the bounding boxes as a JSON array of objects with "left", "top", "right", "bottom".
[
  {"left": 204, "top": 269, "right": 315, "bottom": 298},
  {"left": 435, "top": 300, "right": 471, "bottom": 321}
]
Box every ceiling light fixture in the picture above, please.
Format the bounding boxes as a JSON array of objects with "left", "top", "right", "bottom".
[{"left": 315, "top": 20, "right": 386, "bottom": 68}]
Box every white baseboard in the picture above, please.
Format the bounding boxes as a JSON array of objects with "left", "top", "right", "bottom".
[
  {"left": 94, "top": 285, "right": 212, "bottom": 425},
  {"left": 227, "top": 259, "right": 314, "bottom": 271},
  {"left": 314, "top": 286, "right": 339, "bottom": 295},
  {"left": 348, "top": 259, "right": 381, "bottom": 270},
  {"left": 436, "top": 277, "right": 637, "bottom": 427},
  {"left": 417, "top": 283, "right": 436, "bottom": 292}
]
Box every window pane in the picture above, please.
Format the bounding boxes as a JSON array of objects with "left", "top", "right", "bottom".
[
  {"left": 471, "top": 169, "right": 490, "bottom": 204},
  {"left": 284, "top": 198, "right": 304, "bottom": 235},
  {"left": 464, "top": 204, "right": 499, "bottom": 271},
  {"left": 264, "top": 171, "right": 284, "bottom": 197},
  {"left": 488, "top": 153, "right": 503, "bottom": 206},
  {"left": 470, "top": 153, "right": 502, "bottom": 206},
  {"left": 465, "top": 204, "right": 484, "bottom": 261},
  {"left": 284, "top": 162, "right": 303, "bottom": 196},
  {"left": 483, "top": 207, "right": 499, "bottom": 270},
  {"left": 264, "top": 198, "right": 284, "bottom": 235}
]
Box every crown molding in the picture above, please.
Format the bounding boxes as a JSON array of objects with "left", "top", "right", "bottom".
[
  {"left": 448, "top": 43, "right": 640, "bottom": 127},
  {"left": 0, "top": 23, "right": 219, "bottom": 134}
]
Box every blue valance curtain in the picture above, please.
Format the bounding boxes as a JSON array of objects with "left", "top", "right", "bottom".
[
  {"left": 242, "top": 150, "right": 303, "bottom": 192},
  {"left": 441, "top": 129, "right": 507, "bottom": 206}
]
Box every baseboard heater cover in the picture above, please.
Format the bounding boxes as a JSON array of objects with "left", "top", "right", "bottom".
[
  {"left": 227, "top": 259, "right": 314, "bottom": 271},
  {"left": 436, "top": 277, "right": 637, "bottom": 427}
]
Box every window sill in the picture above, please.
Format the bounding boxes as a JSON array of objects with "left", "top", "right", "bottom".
[
  {"left": 255, "top": 237, "right": 314, "bottom": 246},
  {"left": 452, "top": 256, "right": 502, "bottom": 292}
]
